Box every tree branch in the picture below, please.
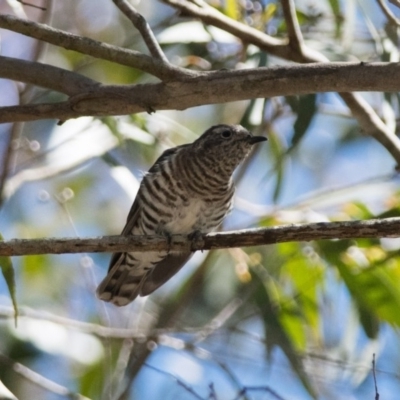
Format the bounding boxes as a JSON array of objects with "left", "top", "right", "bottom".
[
  {"left": 0, "top": 353, "right": 89, "bottom": 400},
  {"left": 377, "top": 0, "right": 400, "bottom": 26},
  {"left": 112, "top": 0, "right": 169, "bottom": 62},
  {"left": 0, "top": 14, "right": 187, "bottom": 80},
  {"left": 1, "top": 63, "right": 400, "bottom": 163},
  {"left": 162, "top": 0, "right": 400, "bottom": 167},
  {"left": 339, "top": 92, "right": 400, "bottom": 168},
  {"left": 0, "top": 55, "right": 99, "bottom": 95},
  {"left": 1, "top": 217, "right": 399, "bottom": 256},
  {"left": 0, "top": 305, "right": 143, "bottom": 339},
  {"left": 161, "top": 0, "right": 325, "bottom": 62},
  {"left": 2, "top": 5, "right": 400, "bottom": 167},
  {"left": 281, "top": 0, "right": 304, "bottom": 55}
]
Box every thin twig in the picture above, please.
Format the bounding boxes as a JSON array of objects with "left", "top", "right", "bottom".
[
  {"left": 215, "top": 362, "right": 251, "bottom": 400},
  {"left": 339, "top": 92, "right": 400, "bottom": 169},
  {"left": 389, "top": 0, "right": 400, "bottom": 8},
  {"left": 1, "top": 217, "right": 400, "bottom": 256},
  {"left": 0, "top": 305, "right": 240, "bottom": 341},
  {"left": 193, "top": 298, "right": 243, "bottom": 343},
  {"left": 281, "top": 0, "right": 304, "bottom": 54},
  {"left": 0, "top": 123, "right": 21, "bottom": 208},
  {"left": 377, "top": 0, "right": 400, "bottom": 26},
  {"left": 112, "top": 0, "right": 169, "bottom": 62},
  {"left": 143, "top": 363, "right": 205, "bottom": 400},
  {"left": 233, "top": 386, "right": 286, "bottom": 400},
  {"left": 372, "top": 353, "right": 380, "bottom": 400},
  {"left": 17, "top": 0, "right": 46, "bottom": 11},
  {"left": 0, "top": 353, "right": 89, "bottom": 400},
  {"left": 0, "top": 305, "right": 141, "bottom": 338}
]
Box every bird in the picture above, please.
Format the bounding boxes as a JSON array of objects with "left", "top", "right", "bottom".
[{"left": 96, "top": 124, "right": 267, "bottom": 306}]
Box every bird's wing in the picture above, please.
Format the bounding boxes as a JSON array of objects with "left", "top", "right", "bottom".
[
  {"left": 107, "top": 197, "right": 141, "bottom": 272},
  {"left": 139, "top": 251, "right": 194, "bottom": 296},
  {"left": 147, "top": 143, "right": 189, "bottom": 174},
  {"left": 97, "top": 143, "right": 193, "bottom": 305},
  {"left": 106, "top": 144, "right": 188, "bottom": 271}
]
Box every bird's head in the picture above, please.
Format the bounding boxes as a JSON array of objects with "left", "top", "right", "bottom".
[{"left": 193, "top": 124, "right": 267, "bottom": 173}]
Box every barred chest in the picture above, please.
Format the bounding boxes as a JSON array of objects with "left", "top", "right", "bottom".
[
  {"left": 163, "top": 196, "right": 231, "bottom": 234},
  {"left": 136, "top": 185, "right": 234, "bottom": 236},
  {"left": 134, "top": 153, "right": 235, "bottom": 236}
]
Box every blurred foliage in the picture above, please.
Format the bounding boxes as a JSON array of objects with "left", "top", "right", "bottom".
[{"left": 1, "top": 0, "right": 400, "bottom": 399}]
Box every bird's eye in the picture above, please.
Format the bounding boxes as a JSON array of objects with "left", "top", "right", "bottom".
[{"left": 221, "top": 130, "right": 232, "bottom": 139}]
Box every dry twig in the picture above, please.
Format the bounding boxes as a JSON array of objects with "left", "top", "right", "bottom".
[
  {"left": 112, "top": 0, "right": 168, "bottom": 62},
  {"left": 1, "top": 217, "right": 400, "bottom": 256},
  {"left": 0, "top": 353, "right": 89, "bottom": 400},
  {"left": 377, "top": 0, "right": 400, "bottom": 25}
]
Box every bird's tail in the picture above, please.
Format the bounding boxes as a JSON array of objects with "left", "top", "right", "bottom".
[{"left": 96, "top": 254, "right": 144, "bottom": 306}]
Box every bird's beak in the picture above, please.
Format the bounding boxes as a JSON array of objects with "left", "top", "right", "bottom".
[{"left": 247, "top": 135, "right": 268, "bottom": 145}]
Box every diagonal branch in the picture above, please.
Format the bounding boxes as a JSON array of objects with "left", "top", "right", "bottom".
[
  {"left": 0, "top": 55, "right": 99, "bottom": 95},
  {"left": 112, "top": 0, "right": 169, "bottom": 62},
  {"left": 280, "top": 0, "right": 400, "bottom": 168},
  {"left": 1, "top": 217, "right": 400, "bottom": 256},
  {"left": 339, "top": 91, "right": 400, "bottom": 169},
  {"left": 0, "top": 14, "right": 188, "bottom": 80},
  {"left": 281, "top": 0, "right": 304, "bottom": 54},
  {"left": 0, "top": 305, "right": 142, "bottom": 339},
  {"left": 0, "top": 352, "right": 89, "bottom": 400},
  {"left": 377, "top": 0, "right": 400, "bottom": 26}
]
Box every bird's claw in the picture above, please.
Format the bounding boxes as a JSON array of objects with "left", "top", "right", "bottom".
[{"left": 188, "top": 230, "right": 204, "bottom": 252}]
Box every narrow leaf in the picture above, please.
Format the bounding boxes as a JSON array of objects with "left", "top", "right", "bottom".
[
  {"left": 0, "top": 233, "right": 18, "bottom": 326},
  {"left": 291, "top": 94, "right": 317, "bottom": 147},
  {"left": 251, "top": 264, "right": 316, "bottom": 398},
  {"left": 224, "top": 0, "right": 239, "bottom": 20}
]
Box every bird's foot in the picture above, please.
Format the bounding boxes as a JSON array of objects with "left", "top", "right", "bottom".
[
  {"left": 163, "top": 232, "right": 172, "bottom": 254},
  {"left": 188, "top": 230, "right": 204, "bottom": 252}
]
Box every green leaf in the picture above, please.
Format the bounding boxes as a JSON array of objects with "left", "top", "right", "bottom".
[
  {"left": 224, "top": 0, "right": 239, "bottom": 20},
  {"left": 79, "top": 359, "right": 107, "bottom": 399},
  {"left": 327, "top": 0, "right": 342, "bottom": 37},
  {"left": 269, "top": 95, "right": 316, "bottom": 202},
  {"left": 251, "top": 264, "right": 316, "bottom": 398},
  {"left": 0, "top": 234, "right": 18, "bottom": 326},
  {"left": 280, "top": 246, "right": 324, "bottom": 340},
  {"left": 291, "top": 94, "right": 317, "bottom": 147},
  {"left": 267, "top": 131, "right": 286, "bottom": 203},
  {"left": 262, "top": 3, "right": 277, "bottom": 24},
  {"left": 317, "top": 240, "right": 400, "bottom": 338}
]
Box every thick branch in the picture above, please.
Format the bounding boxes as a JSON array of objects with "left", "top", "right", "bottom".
[
  {"left": 2, "top": 62, "right": 400, "bottom": 134},
  {"left": 0, "top": 14, "right": 187, "bottom": 80},
  {"left": 0, "top": 55, "right": 99, "bottom": 95},
  {"left": 1, "top": 218, "right": 400, "bottom": 256}
]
